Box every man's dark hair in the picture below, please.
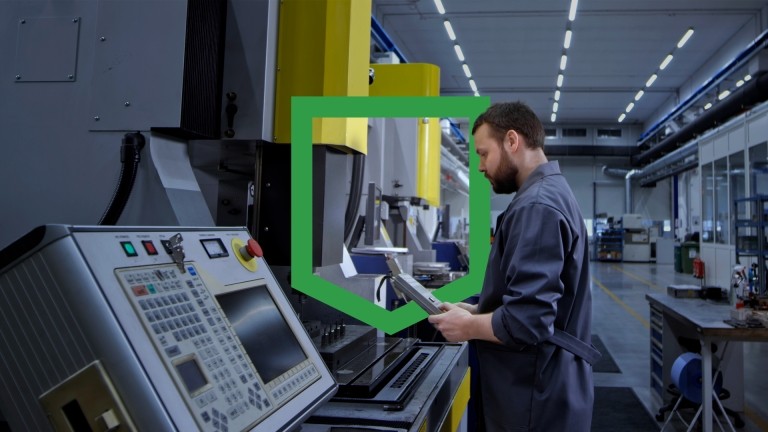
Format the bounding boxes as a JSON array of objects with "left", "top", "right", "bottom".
[{"left": 472, "top": 101, "right": 545, "bottom": 149}]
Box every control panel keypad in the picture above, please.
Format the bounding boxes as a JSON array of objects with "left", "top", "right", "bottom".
[{"left": 116, "top": 265, "right": 274, "bottom": 432}]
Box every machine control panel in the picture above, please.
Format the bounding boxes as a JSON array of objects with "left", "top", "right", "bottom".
[
  {"left": 392, "top": 274, "right": 443, "bottom": 315},
  {"left": 116, "top": 263, "right": 319, "bottom": 431},
  {"left": 0, "top": 226, "right": 336, "bottom": 432}
]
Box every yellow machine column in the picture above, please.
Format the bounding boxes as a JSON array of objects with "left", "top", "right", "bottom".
[
  {"left": 369, "top": 63, "right": 441, "bottom": 206},
  {"left": 273, "top": 0, "right": 370, "bottom": 153}
]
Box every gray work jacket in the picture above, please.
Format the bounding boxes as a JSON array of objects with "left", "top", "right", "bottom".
[{"left": 475, "top": 161, "right": 594, "bottom": 431}]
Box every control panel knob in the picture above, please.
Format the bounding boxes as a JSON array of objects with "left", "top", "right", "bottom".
[{"left": 239, "top": 239, "right": 263, "bottom": 261}]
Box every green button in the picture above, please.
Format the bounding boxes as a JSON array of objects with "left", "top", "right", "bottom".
[
  {"left": 121, "top": 241, "right": 138, "bottom": 257},
  {"left": 147, "top": 284, "right": 157, "bottom": 294}
]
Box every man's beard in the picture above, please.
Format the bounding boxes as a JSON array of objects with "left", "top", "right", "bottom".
[{"left": 487, "top": 151, "right": 518, "bottom": 194}]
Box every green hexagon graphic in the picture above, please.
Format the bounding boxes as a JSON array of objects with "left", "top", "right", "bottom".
[{"left": 291, "top": 96, "right": 490, "bottom": 334}]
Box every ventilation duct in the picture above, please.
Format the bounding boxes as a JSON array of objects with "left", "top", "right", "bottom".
[
  {"left": 601, "top": 166, "right": 631, "bottom": 178},
  {"left": 599, "top": 166, "right": 637, "bottom": 213},
  {"left": 625, "top": 170, "right": 638, "bottom": 213},
  {"left": 636, "top": 140, "right": 698, "bottom": 187},
  {"left": 633, "top": 71, "right": 768, "bottom": 166}
]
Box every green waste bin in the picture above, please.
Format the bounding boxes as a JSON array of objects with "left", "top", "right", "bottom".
[
  {"left": 674, "top": 245, "right": 682, "bottom": 273},
  {"left": 680, "top": 242, "right": 699, "bottom": 274}
]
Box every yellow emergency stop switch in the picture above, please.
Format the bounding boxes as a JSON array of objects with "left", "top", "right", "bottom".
[{"left": 231, "top": 238, "right": 261, "bottom": 272}]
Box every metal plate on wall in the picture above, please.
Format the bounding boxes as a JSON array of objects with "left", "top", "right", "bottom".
[
  {"left": 89, "top": 1, "right": 186, "bottom": 131},
  {"left": 14, "top": 17, "right": 81, "bottom": 82}
]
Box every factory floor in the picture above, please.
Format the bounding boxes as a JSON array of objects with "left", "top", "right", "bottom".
[{"left": 591, "top": 260, "right": 768, "bottom": 431}]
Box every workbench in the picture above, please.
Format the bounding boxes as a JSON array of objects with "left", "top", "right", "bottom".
[{"left": 646, "top": 293, "right": 768, "bottom": 432}]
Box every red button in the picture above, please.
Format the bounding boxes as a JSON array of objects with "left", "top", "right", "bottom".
[
  {"left": 245, "top": 239, "right": 263, "bottom": 258},
  {"left": 142, "top": 240, "right": 158, "bottom": 255},
  {"left": 132, "top": 285, "right": 149, "bottom": 296}
]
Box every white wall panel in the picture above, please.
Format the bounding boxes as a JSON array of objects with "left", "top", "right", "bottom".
[
  {"left": 714, "top": 133, "right": 728, "bottom": 160},
  {"left": 729, "top": 126, "right": 745, "bottom": 154},
  {"left": 700, "top": 139, "right": 715, "bottom": 164},
  {"left": 748, "top": 113, "right": 768, "bottom": 146}
]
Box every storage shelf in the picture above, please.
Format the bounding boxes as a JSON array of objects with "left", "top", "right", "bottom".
[
  {"left": 735, "top": 195, "right": 768, "bottom": 295},
  {"left": 594, "top": 224, "right": 623, "bottom": 262}
]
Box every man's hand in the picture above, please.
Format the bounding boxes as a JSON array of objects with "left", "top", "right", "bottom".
[
  {"left": 428, "top": 303, "right": 501, "bottom": 344},
  {"left": 427, "top": 303, "right": 475, "bottom": 342},
  {"left": 454, "top": 302, "right": 478, "bottom": 314}
]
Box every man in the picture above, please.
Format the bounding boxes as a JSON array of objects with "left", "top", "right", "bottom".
[{"left": 428, "top": 101, "right": 598, "bottom": 431}]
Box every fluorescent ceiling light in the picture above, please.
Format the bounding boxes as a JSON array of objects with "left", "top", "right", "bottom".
[
  {"left": 634, "top": 90, "right": 644, "bottom": 101},
  {"left": 704, "top": 102, "right": 712, "bottom": 110},
  {"left": 564, "top": 30, "right": 572, "bottom": 49},
  {"left": 618, "top": 113, "right": 626, "bottom": 123},
  {"left": 646, "top": 74, "right": 658, "bottom": 87},
  {"left": 736, "top": 79, "right": 745, "bottom": 87},
  {"left": 553, "top": 102, "right": 559, "bottom": 113},
  {"left": 626, "top": 102, "right": 634, "bottom": 112},
  {"left": 444, "top": 20, "right": 456, "bottom": 41},
  {"left": 555, "top": 90, "right": 561, "bottom": 101},
  {"left": 434, "top": 0, "right": 445, "bottom": 14},
  {"left": 469, "top": 79, "right": 477, "bottom": 92},
  {"left": 745, "top": 74, "right": 752, "bottom": 81},
  {"left": 677, "top": 28, "right": 694, "bottom": 48},
  {"left": 718, "top": 90, "right": 730, "bottom": 100},
  {"left": 557, "top": 74, "right": 564, "bottom": 87},
  {"left": 454, "top": 44, "right": 465, "bottom": 62},
  {"left": 568, "top": 0, "right": 579, "bottom": 21},
  {"left": 462, "top": 64, "right": 472, "bottom": 78},
  {"left": 659, "top": 54, "right": 673, "bottom": 70},
  {"left": 560, "top": 55, "right": 568, "bottom": 70},
  {"left": 551, "top": 113, "right": 557, "bottom": 122}
]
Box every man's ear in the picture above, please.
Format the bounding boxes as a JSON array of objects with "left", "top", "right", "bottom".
[{"left": 506, "top": 130, "right": 520, "bottom": 153}]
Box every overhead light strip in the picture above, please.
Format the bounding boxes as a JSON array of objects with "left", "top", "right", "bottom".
[
  {"left": 552, "top": 0, "right": 578, "bottom": 123},
  {"left": 433, "top": 0, "right": 445, "bottom": 15},
  {"left": 617, "top": 27, "right": 694, "bottom": 123},
  {"left": 697, "top": 72, "right": 750, "bottom": 112},
  {"left": 564, "top": 30, "right": 572, "bottom": 49},
  {"left": 677, "top": 28, "right": 694, "bottom": 48},
  {"left": 454, "top": 44, "right": 465, "bottom": 61},
  {"left": 568, "top": 0, "right": 579, "bottom": 21},
  {"left": 659, "top": 54, "right": 674, "bottom": 70},
  {"left": 434, "top": 4, "right": 480, "bottom": 97},
  {"left": 443, "top": 20, "right": 456, "bottom": 41}
]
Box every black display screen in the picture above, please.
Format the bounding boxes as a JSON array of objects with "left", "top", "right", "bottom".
[
  {"left": 175, "top": 358, "right": 208, "bottom": 395},
  {"left": 216, "top": 285, "right": 307, "bottom": 384}
]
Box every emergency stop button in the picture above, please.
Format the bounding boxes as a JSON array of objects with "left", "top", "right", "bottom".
[
  {"left": 231, "top": 238, "right": 259, "bottom": 272},
  {"left": 241, "top": 239, "right": 263, "bottom": 260}
]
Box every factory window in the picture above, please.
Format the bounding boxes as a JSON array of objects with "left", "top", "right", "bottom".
[
  {"left": 562, "top": 128, "right": 587, "bottom": 137},
  {"left": 597, "top": 128, "right": 622, "bottom": 138},
  {"left": 544, "top": 128, "right": 557, "bottom": 139}
]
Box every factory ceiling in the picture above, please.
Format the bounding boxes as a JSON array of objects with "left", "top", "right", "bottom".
[{"left": 371, "top": 0, "right": 768, "bottom": 148}]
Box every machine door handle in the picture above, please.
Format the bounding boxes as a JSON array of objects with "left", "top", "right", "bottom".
[{"left": 224, "top": 91, "right": 238, "bottom": 138}]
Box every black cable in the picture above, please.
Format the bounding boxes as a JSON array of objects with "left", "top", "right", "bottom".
[
  {"left": 343, "top": 153, "right": 365, "bottom": 241},
  {"left": 99, "top": 132, "right": 146, "bottom": 225},
  {"left": 376, "top": 274, "right": 391, "bottom": 303}
]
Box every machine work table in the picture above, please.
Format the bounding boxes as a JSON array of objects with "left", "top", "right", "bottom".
[
  {"left": 646, "top": 293, "right": 768, "bottom": 432},
  {"left": 303, "top": 342, "right": 470, "bottom": 432}
]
